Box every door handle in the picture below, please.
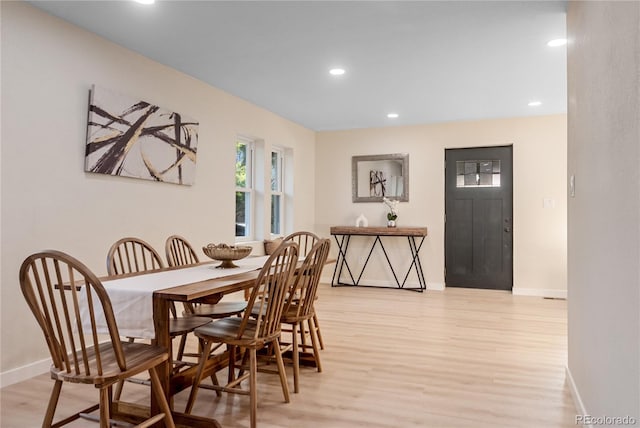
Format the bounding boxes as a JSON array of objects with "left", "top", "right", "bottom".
[{"left": 504, "top": 227, "right": 511, "bottom": 233}]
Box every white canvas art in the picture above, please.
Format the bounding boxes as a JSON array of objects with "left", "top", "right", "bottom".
[{"left": 85, "top": 85, "right": 199, "bottom": 185}]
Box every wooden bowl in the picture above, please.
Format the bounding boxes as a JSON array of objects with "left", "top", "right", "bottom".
[{"left": 202, "top": 243, "right": 252, "bottom": 269}]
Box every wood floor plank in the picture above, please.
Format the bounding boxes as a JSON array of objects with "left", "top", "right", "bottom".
[{"left": 0, "top": 286, "right": 576, "bottom": 427}]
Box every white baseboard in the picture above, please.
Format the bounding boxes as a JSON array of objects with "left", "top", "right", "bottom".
[
  {"left": 321, "top": 276, "right": 444, "bottom": 291},
  {"left": 427, "top": 282, "right": 445, "bottom": 291},
  {"left": 566, "top": 366, "right": 590, "bottom": 427},
  {"left": 512, "top": 287, "right": 567, "bottom": 299},
  {"left": 0, "top": 357, "right": 50, "bottom": 388}
]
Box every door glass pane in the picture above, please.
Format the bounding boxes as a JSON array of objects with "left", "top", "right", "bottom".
[
  {"left": 464, "top": 173, "right": 478, "bottom": 186},
  {"left": 479, "top": 161, "right": 492, "bottom": 174},
  {"left": 479, "top": 173, "right": 492, "bottom": 185},
  {"left": 456, "top": 160, "right": 501, "bottom": 187},
  {"left": 464, "top": 161, "right": 477, "bottom": 174}
]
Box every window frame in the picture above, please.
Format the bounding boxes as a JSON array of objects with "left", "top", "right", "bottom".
[
  {"left": 235, "top": 138, "right": 255, "bottom": 242},
  {"left": 270, "top": 147, "right": 285, "bottom": 237}
]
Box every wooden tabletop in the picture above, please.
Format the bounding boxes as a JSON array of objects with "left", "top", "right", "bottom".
[
  {"left": 330, "top": 226, "right": 428, "bottom": 237},
  {"left": 154, "top": 269, "right": 261, "bottom": 302},
  {"left": 100, "top": 258, "right": 265, "bottom": 303}
]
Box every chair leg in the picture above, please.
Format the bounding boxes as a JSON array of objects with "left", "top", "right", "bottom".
[
  {"left": 238, "top": 347, "right": 250, "bottom": 380},
  {"left": 210, "top": 373, "right": 222, "bottom": 397},
  {"left": 148, "top": 366, "right": 177, "bottom": 428},
  {"left": 308, "top": 317, "right": 322, "bottom": 373},
  {"left": 112, "top": 380, "right": 124, "bottom": 402},
  {"left": 249, "top": 348, "right": 258, "bottom": 428},
  {"left": 292, "top": 323, "right": 300, "bottom": 393},
  {"left": 312, "top": 312, "right": 325, "bottom": 350},
  {"left": 99, "top": 387, "right": 110, "bottom": 428},
  {"left": 113, "top": 337, "right": 135, "bottom": 401},
  {"left": 300, "top": 321, "right": 308, "bottom": 349},
  {"left": 273, "top": 338, "right": 290, "bottom": 403},
  {"left": 43, "top": 379, "right": 62, "bottom": 427},
  {"left": 185, "top": 340, "right": 213, "bottom": 414},
  {"left": 176, "top": 333, "right": 188, "bottom": 362},
  {"left": 227, "top": 345, "right": 236, "bottom": 384}
]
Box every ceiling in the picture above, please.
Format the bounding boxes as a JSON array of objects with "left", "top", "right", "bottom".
[{"left": 28, "top": 1, "right": 567, "bottom": 131}]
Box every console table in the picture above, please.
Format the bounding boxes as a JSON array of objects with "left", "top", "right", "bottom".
[{"left": 330, "top": 226, "right": 428, "bottom": 292}]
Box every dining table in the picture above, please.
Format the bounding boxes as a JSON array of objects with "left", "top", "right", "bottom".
[{"left": 91, "top": 255, "right": 272, "bottom": 428}]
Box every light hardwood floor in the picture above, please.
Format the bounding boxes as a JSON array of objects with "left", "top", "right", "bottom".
[{"left": 1, "top": 285, "right": 576, "bottom": 428}]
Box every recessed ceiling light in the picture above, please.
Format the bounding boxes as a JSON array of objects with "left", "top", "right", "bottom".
[
  {"left": 329, "top": 68, "right": 345, "bottom": 76},
  {"left": 547, "top": 39, "right": 567, "bottom": 47},
  {"left": 133, "top": 0, "right": 155, "bottom": 4},
  {"left": 528, "top": 101, "right": 542, "bottom": 107},
  {"left": 387, "top": 113, "right": 399, "bottom": 119}
]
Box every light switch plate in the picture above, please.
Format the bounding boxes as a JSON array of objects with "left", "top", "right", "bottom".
[{"left": 569, "top": 175, "right": 575, "bottom": 198}]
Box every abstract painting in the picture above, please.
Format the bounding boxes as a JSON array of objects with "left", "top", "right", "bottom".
[
  {"left": 85, "top": 85, "right": 198, "bottom": 185},
  {"left": 370, "top": 170, "right": 386, "bottom": 197}
]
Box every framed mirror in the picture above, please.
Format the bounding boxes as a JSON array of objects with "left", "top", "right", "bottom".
[{"left": 352, "top": 153, "right": 409, "bottom": 202}]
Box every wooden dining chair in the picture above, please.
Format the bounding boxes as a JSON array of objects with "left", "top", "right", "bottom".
[
  {"left": 107, "top": 237, "right": 210, "bottom": 400},
  {"left": 280, "top": 238, "right": 330, "bottom": 393},
  {"left": 107, "top": 236, "right": 164, "bottom": 275},
  {"left": 165, "top": 234, "right": 199, "bottom": 267},
  {"left": 283, "top": 231, "right": 319, "bottom": 258},
  {"left": 184, "top": 241, "right": 299, "bottom": 428},
  {"left": 165, "top": 235, "right": 247, "bottom": 319},
  {"left": 165, "top": 234, "right": 247, "bottom": 397},
  {"left": 19, "top": 250, "right": 176, "bottom": 428},
  {"left": 282, "top": 231, "right": 326, "bottom": 350}
]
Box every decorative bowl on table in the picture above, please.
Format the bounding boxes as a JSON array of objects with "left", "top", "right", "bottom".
[{"left": 202, "top": 243, "right": 252, "bottom": 269}]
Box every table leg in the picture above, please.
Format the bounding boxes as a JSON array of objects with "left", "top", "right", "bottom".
[
  {"left": 152, "top": 297, "right": 171, "bottom": 427},
  {"left": 332, "top": 234, "right": 357, "bottom": 286},
  {"left": 408, "top": 236, "right": 427, "bottom": 290},
  {"left": 151, "top": 296, "right": 224, "bottom": 428}
]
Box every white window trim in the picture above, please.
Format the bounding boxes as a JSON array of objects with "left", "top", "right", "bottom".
[
  {"left": 236, "top": 138, "right": 255, "bottom": 242},
  {"left": 270, "top": 147, "right": 285, "bottom": 237}
]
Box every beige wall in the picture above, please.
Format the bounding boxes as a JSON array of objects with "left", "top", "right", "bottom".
[
  {"left": 316, "top": 115, "right": 567, "bottom": 295},
  {"left": 0, "top": 2, "right": 316, "bottom": 380},
  {"left": 567, "top": 1, "right": 640, "bottom": 421}
]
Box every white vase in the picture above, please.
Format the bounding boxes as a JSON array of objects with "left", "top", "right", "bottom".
[
  {"left": 355, "top": 214, "right": 368, "bottom": 227},
  {"left": 387, "top": 220, "right": 396, "bottom": 228}
]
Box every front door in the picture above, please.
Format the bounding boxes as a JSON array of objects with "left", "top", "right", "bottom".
[{"left": 445, "top": 146, "right": 513, "bottom": 290}]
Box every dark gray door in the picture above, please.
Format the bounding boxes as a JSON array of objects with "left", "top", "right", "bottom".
[{"left": 445, "top": 146, "right": 513, "bottom": 290}]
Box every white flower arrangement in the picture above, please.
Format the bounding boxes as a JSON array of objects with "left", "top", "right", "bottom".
[{"left": 382, "top": 197, "right": 399, "bottom": 221}]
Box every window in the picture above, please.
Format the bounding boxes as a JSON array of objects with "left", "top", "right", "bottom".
[
  {"left": 456, "top": 160, "right": 501, "bottom": 188},
  {"left": 235, "top": 139, "right": 290, "bottom": 241},
  {"left": 235, "top": 139, "right": 254, "bottom": 240},
  {"left": 270, "top": 148, "right": 284, "bottom": 236}
]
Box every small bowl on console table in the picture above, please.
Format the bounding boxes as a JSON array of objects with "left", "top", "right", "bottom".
[{"left": 202, "top": 243, "right": 253, "bottom": 269}]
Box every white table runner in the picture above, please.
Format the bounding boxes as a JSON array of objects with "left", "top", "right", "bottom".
[{"left": 81, "top": 256, "right": 269, "bottom": 339}]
